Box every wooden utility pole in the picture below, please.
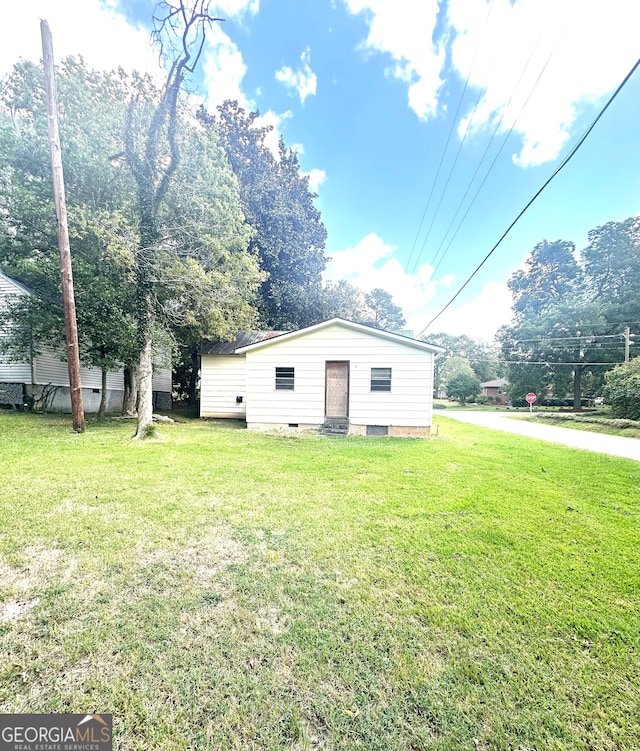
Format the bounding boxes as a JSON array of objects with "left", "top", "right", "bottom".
[{"left": 41, "top": 19, "right": 85, "bottom": 433}]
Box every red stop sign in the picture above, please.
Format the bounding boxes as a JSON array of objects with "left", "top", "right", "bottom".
[{"left": 526, "top": 392, "right": 537, "bottom": 404}]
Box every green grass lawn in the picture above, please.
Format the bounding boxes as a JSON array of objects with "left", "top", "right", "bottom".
[{"left": 0, "top": 412, "right": 638, "bottom": 750}]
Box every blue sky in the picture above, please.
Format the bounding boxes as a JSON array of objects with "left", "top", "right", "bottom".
[{"left": 2, "top": 0, "right": 640, "bottom": 339}]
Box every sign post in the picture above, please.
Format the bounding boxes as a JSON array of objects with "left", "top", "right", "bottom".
[{"left": 526, "top": 392, "right": 537, "bottom": 415}]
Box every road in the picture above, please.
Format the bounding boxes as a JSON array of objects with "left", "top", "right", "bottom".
[{"left": 440, "top": 410, "right": 640, "bottom": 462}]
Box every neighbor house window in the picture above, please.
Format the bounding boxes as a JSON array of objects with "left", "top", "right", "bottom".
[
  {"left": 371, "top": 367, "right": 392, "bottom": 392},
  {"left": 275, "top": 366, "right": 295, "bottom": 390}
]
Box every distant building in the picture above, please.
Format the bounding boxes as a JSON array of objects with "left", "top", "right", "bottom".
[
  {"left": 481, "top": 378, "right": 509, "bottom": 404},
  {"left": 0, "top": 271, "right": 171, "bottom": 412}
]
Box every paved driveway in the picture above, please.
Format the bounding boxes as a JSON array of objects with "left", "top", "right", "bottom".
[{"left": 440, "top": 411, "right": 640, "bottom": 462}]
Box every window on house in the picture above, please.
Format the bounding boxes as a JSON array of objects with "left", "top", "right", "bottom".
[
  {"left": 371, "top": 367, "right": 392, "bottom": 392},
  {"left": 275, "top": 366, "right": 295, "bottom": 390}
]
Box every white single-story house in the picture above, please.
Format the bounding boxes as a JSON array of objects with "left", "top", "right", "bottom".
[
  {"left": 0, "top": 270, "right": 172, "bottom": 412},
  {"left": 200, "top": 318, "right": 445, "bottom": 437}
]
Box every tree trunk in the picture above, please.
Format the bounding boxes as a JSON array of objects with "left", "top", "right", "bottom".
[
  {"left": 122, "top": 366, "right": 137, "bottom": 416},
  {"left": 573, "top": 364, "right": 583, "bottom": 411},
  {"left": 134, "top": 336, "right": 154, "bottom": 438},
  {"left": 188, "top": 346, "right": 199, "bottom": 406},
  {"left": 97, "top": 368, "right": 108, "bottom": 419}
]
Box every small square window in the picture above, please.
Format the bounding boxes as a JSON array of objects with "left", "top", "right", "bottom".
[
  {"left": 275, "top": 366, "right": 295, "bottom": 390},
  {"left": 371, "top": 367, "right": 391, "bottom": 392}
]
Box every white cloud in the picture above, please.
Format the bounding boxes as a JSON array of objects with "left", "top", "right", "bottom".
[
  {"left": 324, "top": 233, "right": 513, "bottom": 339},
  {"left": 344, "top": 0, "right": 640, "bottom": 166},
  {"left": 275, "top": 47, "right": 317, "bottom": 104},
  {"left": 448, "top": 0, "right": 640, "bottom": 167},
  {"left": 0, "top": 0, "right": 159, "bottom": 79},
  {"left": 0, "top": 1, "right": 261, "bottom": 112},
  {"left": 213, "top": 0, "right": 260, "bottom": 16},
  {"left": 421, "top": 281, "right": 513, "bottom": 340},
  {"left": 198, "top": 12, "right": 293, "bottom": 161},
  {"left": 343, "top": 0, "right": 445, "bottom": 120},
  {"left": 253, "top": 109, "right": 292, "bottom": 158},
  {"left": 304, "top": 169, "right": 327, "bottom": 192},
  {"left": 203, "top": 22, "right": 251, "bottom": 110},
  {"left": 325, "top": 233, "right": 454, "bottom": 332}
]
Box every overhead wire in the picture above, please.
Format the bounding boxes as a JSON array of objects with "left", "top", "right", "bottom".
[
  {"left": 473, "top": 358, "right": 624, "bottom": 367},
  {"left": 409, "top": 23, "right": 505, "bottom": 274},
  {"left": 509, "top": 334, "right": 623, "bottom": 343},
  {"left": 404, "top": 0, "right": 496, "bottom": 275},
  {"left": 428, "top": 21, "right": 566, "bottom": 276},
  {"left": 416, "top": 54, "right": 640, "bottom": 338},
  {"left": 405, "top": 0, "right": 579, "bottom": 324}
]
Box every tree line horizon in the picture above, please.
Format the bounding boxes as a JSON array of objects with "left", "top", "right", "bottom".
[{"left": 430, "top": 216, "right": 640, "bottom": 412}]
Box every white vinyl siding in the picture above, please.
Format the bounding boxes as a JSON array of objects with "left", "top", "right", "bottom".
[
  {"left": 0, "top": 359, "right": 31, "bottom": 383},
  {"left": 200, "top": 355, "right": 247, "bottom": 418},
  {"left": 34, "top": 351, "right": 124, "bottom": 389},
  {"left": 151, "top": 367, "right": 172, "bottom": 394},
  {"left": 0, "top": 273, "right": 33, "bottom": 382},
  {"left": 33, "top": 353, "right": 169, "bottom": 392},
  {"left": 1, "top": 271, "right": 171, "bottom": 398},
  {"left": 243, "top": 322, "right": 435, "bottom": 428}
]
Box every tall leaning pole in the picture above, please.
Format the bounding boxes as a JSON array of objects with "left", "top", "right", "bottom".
[{"left": 40, "top": 20, "right": 85, "bottom": 433}]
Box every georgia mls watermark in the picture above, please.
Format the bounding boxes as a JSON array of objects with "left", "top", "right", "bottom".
[{"left": 0, "top": 714, "right": 112, "bottom": 751}]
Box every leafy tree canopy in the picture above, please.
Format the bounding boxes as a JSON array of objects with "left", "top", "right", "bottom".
[
  {"left": 500, "top": 223, "right": 640, "bottom": 409},
  {"left": 604, "top": 359, "right": 640, "bottom": 420},
  {"left": 0, "top": 56, "right": 262, "bottom": 415},
  {"left": 446, "top": 369, "right": 481, "bottom": 406},
  {"left": 427, "top": 332, "right": 501, "bottom": 389},
  {"left": 364, "top": 288, "right": 405, "bottom": 332},
  {"left": 208, "top": 100, "right": 327, "bottom": 330}
]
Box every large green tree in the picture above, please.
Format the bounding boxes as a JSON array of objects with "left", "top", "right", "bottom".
[
  {"left": 0, "top": 59, "right": 140, "bottom": 416},
  {"left": 604, "top": 358, "right": 640, "bottom": 419},
  {"left": 364, "top": 288, "right": 405, "bottom": 331},
  {"left": 427, "top": 332, "right": 500, "bottom": 393},
  {"left": 0, "top": 48, "right": 261, "bottom": 421},
  {"left": 210, "top": 100, "right": 328, "bottom": 329},
  {"left": 441, "top": 358, "right": 481, "bottom": 405},
  {"left": 582, "top": 217, "right": 640, "bottom": 328},
  {"left": 501, "top": 229, "right": 638, "bottom": 409}
]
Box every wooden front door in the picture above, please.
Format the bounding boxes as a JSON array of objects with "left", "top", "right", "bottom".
[{"left": 325, "top": 361, "right": 349, "bottom": 418}]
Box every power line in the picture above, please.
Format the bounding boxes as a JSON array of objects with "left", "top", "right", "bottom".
[
  {"left": 405, "top": 0, "right": 497, "bottom": 275},
  {"left": 509, "top": 333, "right": 623, "bottom": 343},
  {"left": 417, "top": 54, "right": 640, "bottom": 338},
  {"left": 410, "top": 1, "right": 577, "bottom": 280},
  {"left": 425, "top": 1, "right": 579, "bottom": 278},
  {"left": 474, "top": 360, "right": 624, "bottom": 366},
  {"left": 428, "top": 26, "right": 566, "bottom": 277},
  {"left": 417, "top": 14, "right": 552, "bottom": 275}
]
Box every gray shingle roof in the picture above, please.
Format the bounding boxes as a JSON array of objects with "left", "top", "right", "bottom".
[{"left": 201, "top": 330, "right": 286, "bottom": 356}]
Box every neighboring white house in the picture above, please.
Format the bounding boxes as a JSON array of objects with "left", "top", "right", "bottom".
[
  {"left": 200, "top": 318, "right": 445, "bottom": 437},
  {"left": 0, "top": 271, "right": 172, "bottom": 412}
]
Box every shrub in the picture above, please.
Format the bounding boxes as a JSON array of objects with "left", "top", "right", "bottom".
[
  {"left": 446, "top": 372, "right": 481, "bottom": 406},
  {"left": 535, "top": 413, "right": 639, "bottom": 429},
  {"left": 604, "top": 359, "right": 640, "bottom": 420}
]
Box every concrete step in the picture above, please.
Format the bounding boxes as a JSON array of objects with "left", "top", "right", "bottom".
[{"left": 322, "top": 418, "right": 350, "bottom": 435}]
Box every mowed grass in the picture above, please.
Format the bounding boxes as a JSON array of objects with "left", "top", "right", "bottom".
[{"left": 0, "top": 413, "right": 638, "bottom": 751}]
